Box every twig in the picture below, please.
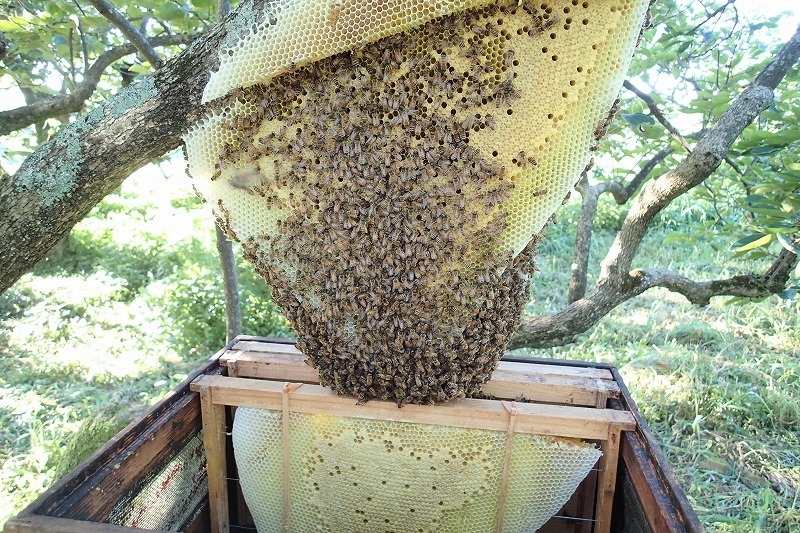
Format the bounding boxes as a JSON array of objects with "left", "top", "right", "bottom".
[
  {"left": 85, "top": 0, "right": 163, "bottom": 68},
  {"left": 687, "top": 0, "right": 736, "bottom": 36},
  {"left": 0, "top": 33, "right": 197, "bottom": 136},
  {"left": 623, "top": 79, "right": 692, "bottom": 153}
]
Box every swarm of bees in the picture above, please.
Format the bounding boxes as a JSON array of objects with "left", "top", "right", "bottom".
[{"left": 184, "top": 0, "right": 648, "bottom": 404}]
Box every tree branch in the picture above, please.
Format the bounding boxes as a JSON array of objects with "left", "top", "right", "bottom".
[
  {"left": 0, "top": 34, "right": 196, "bottom": 136},
  {"left": 215, "top": 223, "right": 242, "bottom": 342},
  {"left": 566, "top": 145, "right": 671, "bottom": 303},
  {"left": 511, "top": 26, "right": 800, "bottom": 349},
  {"left": 85, "top": 0, "right": 163, "bottom": 68},
  {"left": 0, "top": 19, "right": 225, "bottom": 292},
  {"left": 642, "top": 248, "right": 797, "bottom": 306},
  {"left": 511, "top": 248, "right": 797, "bottom": 349},
  {"left": 600, "top": 26, "right": 800, "bottom": 288},
  {"left": 621, "top": 145, "right": 673, "bottom": 201},
  {"left": 624, "top": 79, "right": 692, "bottom": 153}
]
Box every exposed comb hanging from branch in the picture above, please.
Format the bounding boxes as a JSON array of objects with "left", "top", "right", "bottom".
[{"left": 183, "top": 0, "right": 651, "bottom": 404}]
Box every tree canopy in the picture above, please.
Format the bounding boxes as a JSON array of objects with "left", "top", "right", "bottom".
[{"left": 0, "top": 0, "right": 798, "bottom": 348}]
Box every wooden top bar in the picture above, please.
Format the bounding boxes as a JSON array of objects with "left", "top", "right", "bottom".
[
  {"left": 229, "top": 340, "right": 614, "bottom": 379},
  {"left": 221, "top": 342, "right": 619, "bottom": 407},
  {"left": 190, "top": 374, "right": 635, "bottom": 440}
]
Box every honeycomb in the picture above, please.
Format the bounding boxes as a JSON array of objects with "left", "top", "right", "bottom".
[
  {"left": 183, "top": 0, "right": 650, "bottom": 403},
  {"left": 232, "top": 407, "right": 601, "bottom": 532}
]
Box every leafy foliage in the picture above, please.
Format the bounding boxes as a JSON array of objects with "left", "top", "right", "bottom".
[{"left": 595, "top": 0, "right": 799, "bottom": 299}]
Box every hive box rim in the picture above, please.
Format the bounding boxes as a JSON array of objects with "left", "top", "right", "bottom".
[{"left": 5, "top": 335, "right": 703, "bottom": 533}]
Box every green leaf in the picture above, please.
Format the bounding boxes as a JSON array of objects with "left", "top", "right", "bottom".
[
  {"left": 127, "top": 64, "right": 151, "bottom": 74},
  {"left": 776, "top": 233, "right": 800, "bottom": 255},
  {"left": 747, "top": 207, "right": 791, "bottom": 219},
  {"left": 621, "top": 113, "right": 656, "bottom": 132},
  {"left": 749, "top": 145, "right": 783, "bottom": 156},
  {"left": 777, "top": 289, "right": 797, "bottom": 300},
  {"left": 731, "top": 233, "right": 772, "bottom": 252}
]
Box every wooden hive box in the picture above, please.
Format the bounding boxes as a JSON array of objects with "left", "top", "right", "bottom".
[{"left": 5, "top": 336, "right": 703, "bottom": 533}]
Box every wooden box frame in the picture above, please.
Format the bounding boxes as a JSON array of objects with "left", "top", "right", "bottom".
[{"left": 5, "top": 336, "right": 703, "bottom": 533}]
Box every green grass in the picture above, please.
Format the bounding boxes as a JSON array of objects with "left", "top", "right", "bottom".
[{"left": 0, "top": 166, "right": 797, "bottom": 530}]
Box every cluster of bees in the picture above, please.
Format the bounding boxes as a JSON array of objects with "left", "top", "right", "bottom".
[{"left": 210, "top": 2, "right": 562, "bottom": 404}]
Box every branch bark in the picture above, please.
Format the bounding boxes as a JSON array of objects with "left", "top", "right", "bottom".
[
  {"left": 567, "top": 146, "right": 672, "bottom": 303},
  {"left": 0, "top": 34, "right": 196, "bottom": 137},
  {"left": 511, "top": 26, "right": 800, "bottom": 349},
  {"left": 85, "top": 0, "right": 163, "bottom": 68},
  {"left": 0, "top": 15, "right": 230, "bottom": 292},
  {"left": 215, "top": 224, "right": 242, "bottom": 342}
]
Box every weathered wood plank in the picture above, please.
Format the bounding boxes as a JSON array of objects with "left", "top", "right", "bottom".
[
  {"left": 221, "top": 348, "right": 619, "bottom": 407},
  {"left": 198, "top": 385, "right": 230, "bottom": 533},
  {"left": 191, "top": 375, "right": 635, "bottom": 440},
  {"left": 227, "top": 340, "right": 614, "bottom": 380},
  {"left": 3, "top": 514, "right": 167, "bottom": 533},
  {"left": 620, "top": 431, "right": 688, "bottom": 532},
  {"left": 27, "top": 359, "right": 221, "bottom": 519},
  {"left": 51, "top": 394, "right": 203, "bottom": 521},
  {"left": 594, "top": 426, "right": 622, "bottom": 533}
]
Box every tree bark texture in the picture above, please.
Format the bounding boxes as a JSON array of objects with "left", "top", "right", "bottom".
[
  {"left": 509, "top": 27, "right": 800, "bottom": 349},
  {"left": 567, "top": 146, "right": 672, "bottom": 303},
  {"left": 215, "top": 223, "right": 242, "bottom": 342},
  {"left": 0, "top": 0, "right": 254, "bottom": 293}
]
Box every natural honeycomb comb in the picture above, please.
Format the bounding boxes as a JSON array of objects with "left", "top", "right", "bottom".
[
  {"left": 232, "top": 407, "right": 602, "bottom": 532},
  {"left": 183, "top": 0, "right": 650, "bottom": 404}
]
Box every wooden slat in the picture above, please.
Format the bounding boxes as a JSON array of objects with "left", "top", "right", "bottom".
[
  {"left": 496, "top": 360, "right": 612, "bottom": 380},
  {"left": 191, "top": 375, "right": 634, "bottom": 441},
  {"left": 227, "top": 340, "right": 615, "bottom": 379},
  {"left": 3, "top": 514, "right": 168, "bottom": 533},
  {"left": 594, "top": 427, "right": 622, "bottom": 533},
  {"left": 50, "top": 394, "right": 203, "bottom": 521},
  {"left": 620, "top": 431, "right": 688, "bottom": 532},
  {"left": 221, "top": 348, "right": 620, "bottom": 407},
  {"left": 577, "top": 464, "right": 598, "bottom": 533},
  {"left": 198, "top": 385, "right": 230, "bottom": 533}
]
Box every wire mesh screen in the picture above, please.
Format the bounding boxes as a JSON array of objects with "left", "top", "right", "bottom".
[
  {"left": 614, "top": 464, "right": 654, "bottom": 533},
  {"left": 107, "top": 429, "right": 208, "bottom": 530}
]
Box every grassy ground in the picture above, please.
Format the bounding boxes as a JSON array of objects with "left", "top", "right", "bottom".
[{"left": 0, "top": 163, "right": 797, "bottom": 531}]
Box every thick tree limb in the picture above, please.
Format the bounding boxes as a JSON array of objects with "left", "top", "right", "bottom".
[
  {"left": 566, "top": 145, "right": 672, "bottom": 303},
  {"left": 643, "top": 248, "right": 797, "bottom": 306},
  {"left": 85, "top": 0, "right": 163, "bottom": 68},
  {"left": 511, "top": 247, "right": 798, "bottom": 349},
  {"left": 0, "top": 14, "right": 229, "bottom": 292},
  {"left": 0, "top": 34, "right": 196, "bottom": 137},
  {"left": 511, "top": 26, "right": 800, "bottom": 349}
]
